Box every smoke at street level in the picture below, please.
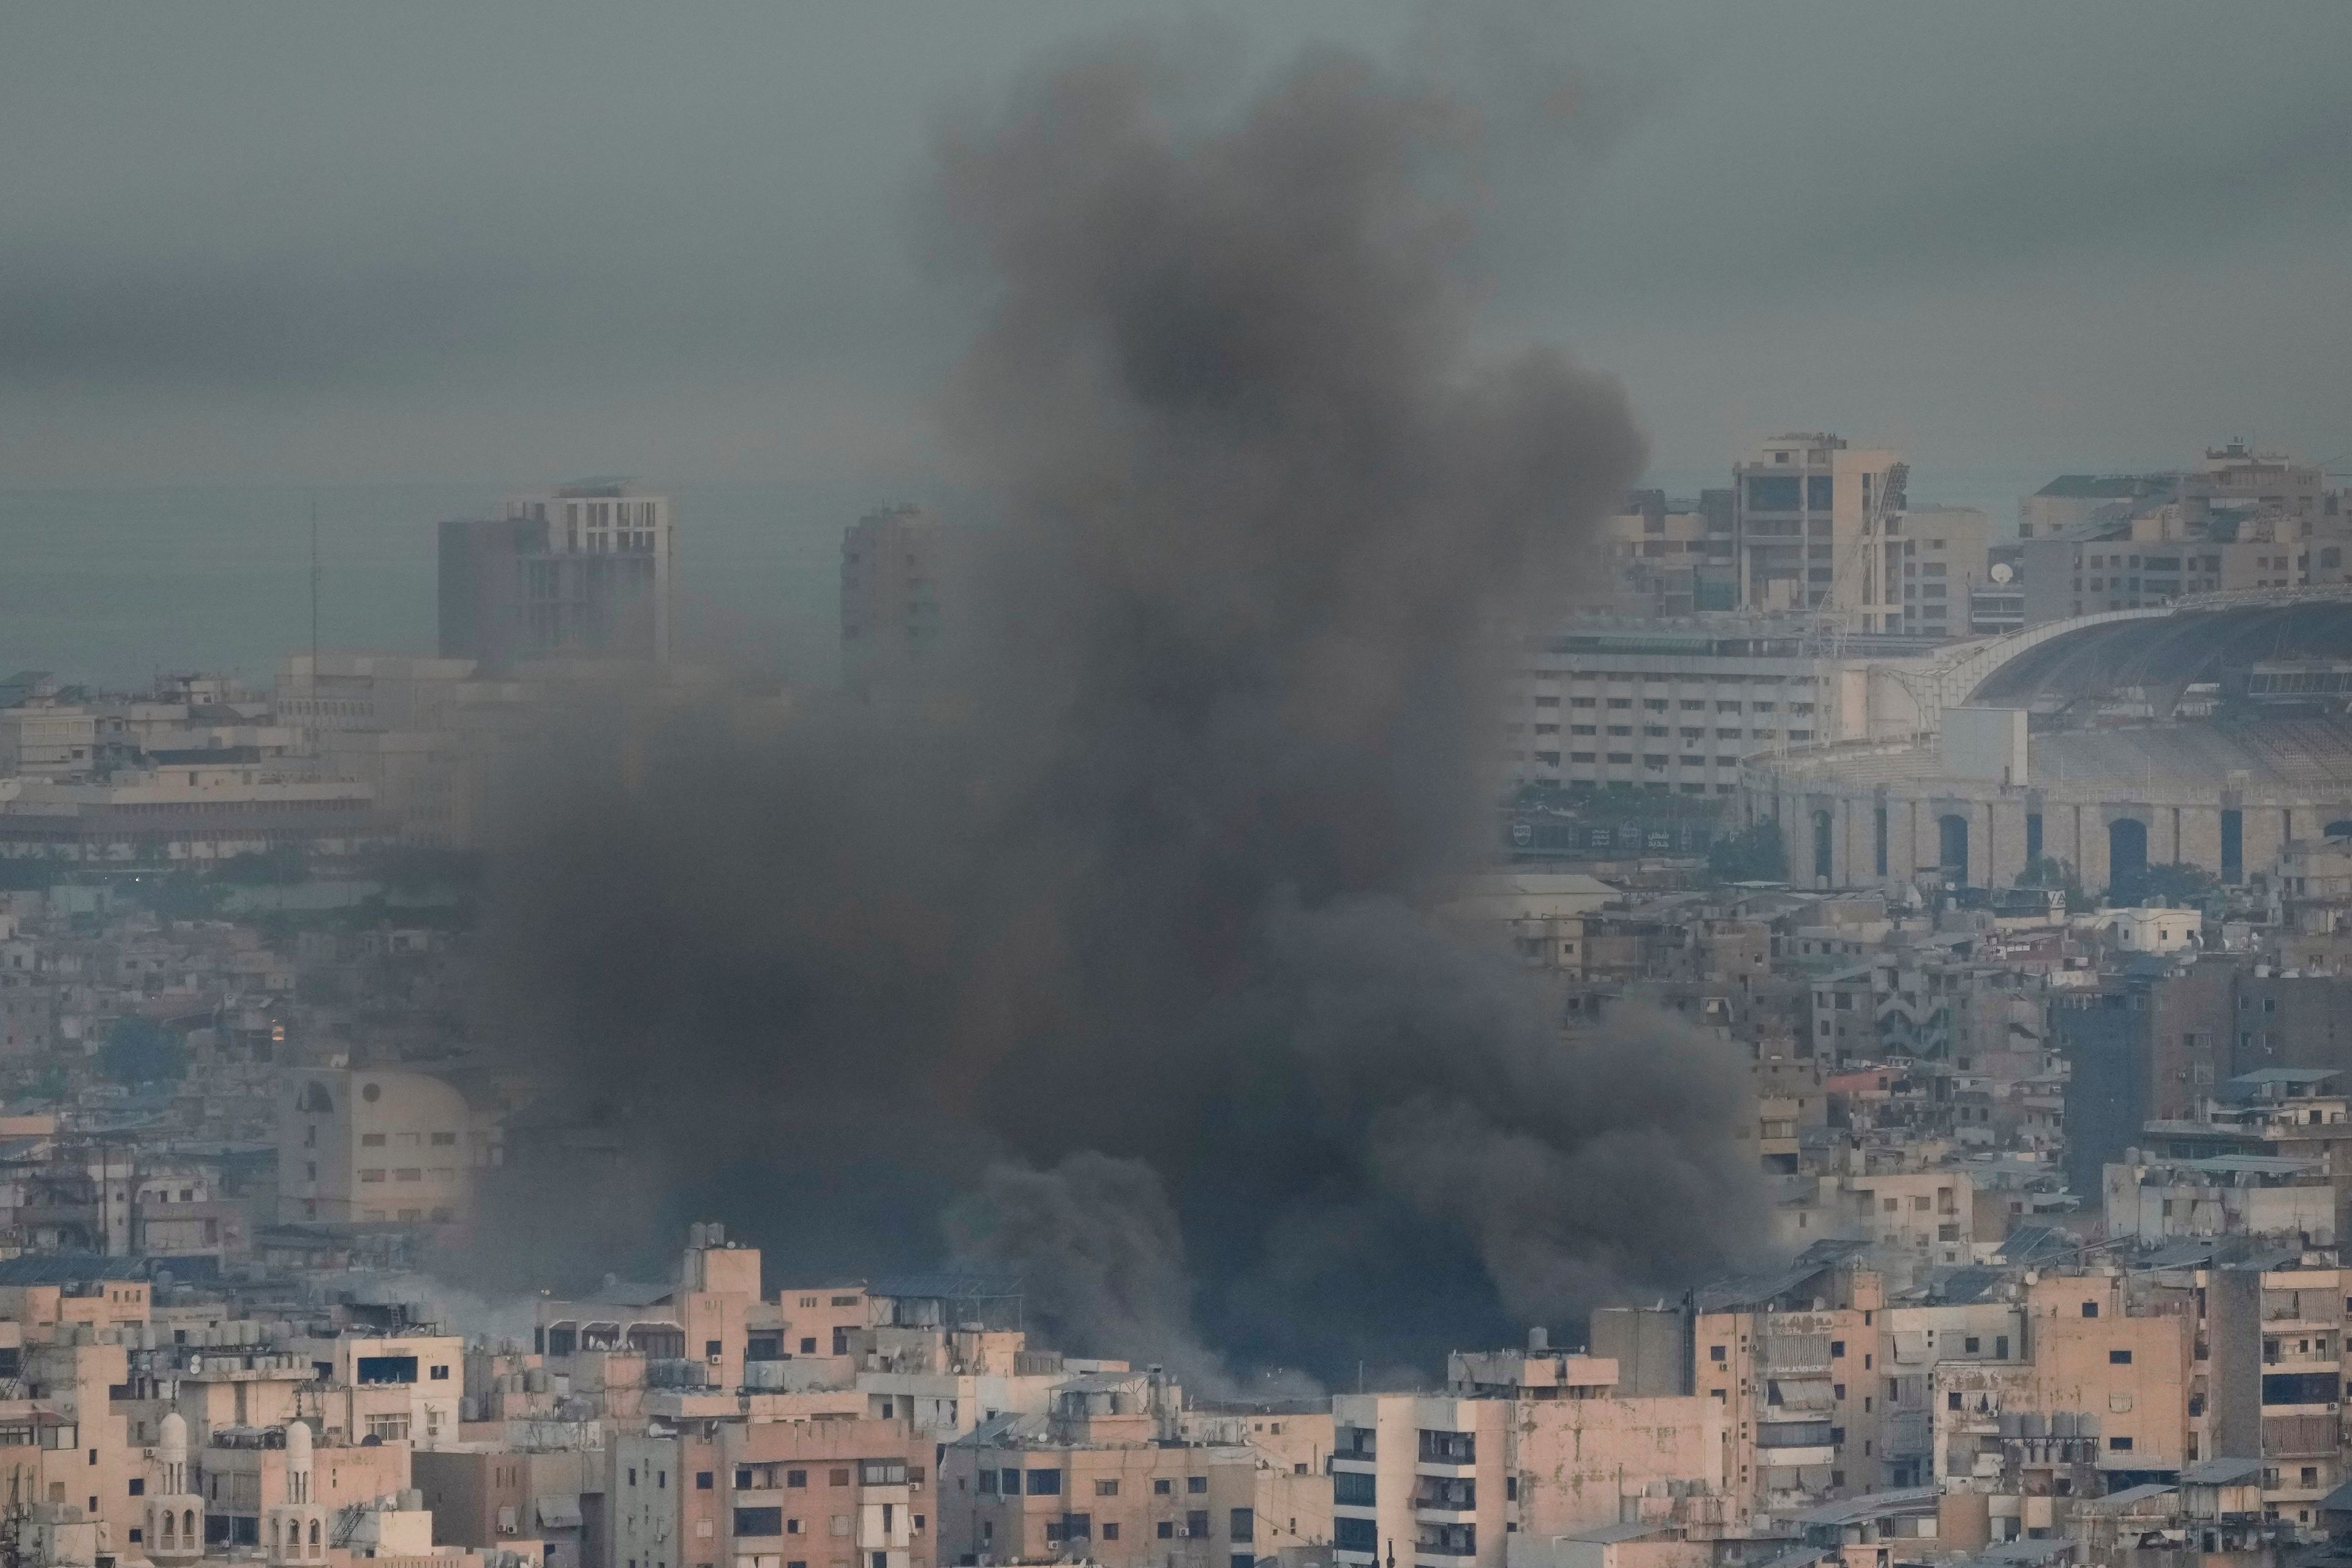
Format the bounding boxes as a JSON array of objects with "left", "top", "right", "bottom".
[{"left": 462, "top": 33, "right": 1766, "bottom": 1384}]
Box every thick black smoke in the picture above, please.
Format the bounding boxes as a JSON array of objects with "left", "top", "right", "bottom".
[{"left": 466, "top": 36, "right": 1764, "bottom": 1382}]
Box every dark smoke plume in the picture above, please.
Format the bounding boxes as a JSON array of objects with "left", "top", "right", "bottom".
[{"left": 466, "top": 36, "right": 1765, "bottom": 1382}]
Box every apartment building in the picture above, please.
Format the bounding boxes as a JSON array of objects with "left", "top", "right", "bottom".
[
  {"left": 1932, "top": 1272, "right": 2192, "bottom": 1491},
  {"left": 1732, "top": 435, "right": 1906, "bottom": 627},
  {"left": 942, "top": 1371, "right": 1327, "bottom": 1568},
  {"left": 1693, "top": 1259, "right": 1887, "bottom": 1518},
  {"left": 1330, "top": 1349, "right": 1723, "bottom": 1568},
  {"left": 840, "top": 506, "right": 967, "bottom": 704},
  {"left": 1888, "top": 507, "right": 1991, "bottom": 640},
  {"left": 1594, "top": 491, "right": 1736, "bottom": 617},
  {"left": 413, "top": 1445, "right": 596, "bottom": 1568},
  {"left": 293, "top": 1331, "right": 464, "bottom": 1450},
  {"left": 440, "top": 482, "right": 674, "bottom": 670},
  {"left": 1330, "top": 1392, "right": 1510, "bottom": 1568},
  {"left": 276, "top": 1066, "right": 482, "bottom": 1227},
  {"left": 613, "top": 1414, "right": 930, "bottom": 1568}
]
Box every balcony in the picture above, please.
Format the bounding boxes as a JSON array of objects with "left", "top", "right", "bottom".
[
  {"left": 1412, "top": 1480, "right": 1475, "bottom": 1514},
  {"left": 1415, "top": 1525, "right": 1476, "bottom": 1559},
  {"left": 1417, "top": 1431, "right": 1476, "bottom": 1466}
]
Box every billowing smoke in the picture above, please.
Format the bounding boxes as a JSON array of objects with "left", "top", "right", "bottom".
[{"left": 464, "top": 35, "right": 1765, "bottom": 1383}]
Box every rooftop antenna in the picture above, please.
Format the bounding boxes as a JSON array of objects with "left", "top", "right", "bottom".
[{"left": 309, "top": 492, "right": 321, "bottom": 673}]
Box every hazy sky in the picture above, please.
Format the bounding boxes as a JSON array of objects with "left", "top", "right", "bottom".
[{"left": 4, "top": 1, "right": 2348, "bottom": 491}]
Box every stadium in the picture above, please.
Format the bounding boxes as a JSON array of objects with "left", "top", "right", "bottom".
[{"left": 1741, "top": 587, "right": 2352, "bottom": 893}]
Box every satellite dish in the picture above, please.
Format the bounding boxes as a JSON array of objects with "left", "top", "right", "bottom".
[
  {"left": 187, "top": 1356, "right": 202, "bottom": 1374},
  {"left": 1989, "top": 562, "right": 2015, "bottom": 584}
]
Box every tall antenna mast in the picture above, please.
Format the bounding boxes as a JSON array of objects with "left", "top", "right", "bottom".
[{"left": 309, "top": 492, "right": 321, "bottom": 671}]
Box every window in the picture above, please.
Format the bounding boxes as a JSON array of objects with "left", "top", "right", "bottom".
[
  {"left": 831, "top": 1469, "right": 851, "bottom": 1488},
  {"left": 2108, "top": 1436, "right": 2133, "bottom": 1453},
  {"left": 1337, "top": 1518, "right": 1379, "bottom": 1553},
  {"left": 1095, "top": 1480, "right": 1119, "bottom": 1498},
  {"left": 786, "top": 1471, "right": 807, "bottom": 1489},
  {"left": 1154, "top": 1479, "right": 1173, "bottom": 1496},
  {"left": 1158, "top": 1523, "right": 1175, "bottom": 1540},
  {"left": 734, "top": 1510, "right": 783, "bottom": 1538},
  {"left": 2082, "top": 1301, "right": 2099, "bottom": 1319},
  {"left": 1025, "top": 1471, "right": 1061, "bottom": 1496},
  {"left": 1830, "top": 1341, "right": 1845, "bottom": 1358},
  {"left": 1709, "top": 1345, "right": 1725, "bottom": 1363},
  {"left": 1334, "top": 1471, "right": 1376, "bottom": 1506},
  {"left": 1231, "top": 1509, "right": 1254, "bottom": 1543},
  {"left": 697, "top": 1474, "right": 714, "bottom": 1491},
  {"left": 1963, "top": 1338, "right": 1979, "bottom": 1354},
  {"left": 1948, "top": 1392, "right": 1962, "bottom": 1410},
  {"left": 2109, "top": 1350, "right": 2132, "bottom": 1365},
  {"left": 1102, "top": 1524, "right": 1118, "bottom": 1541},
  {"left": 1187, "top": 1476, "right": 1208, "bottom": 1494},
  {"left": 1186, "top": 1511, "right": 1210, "bottom": 1539}
]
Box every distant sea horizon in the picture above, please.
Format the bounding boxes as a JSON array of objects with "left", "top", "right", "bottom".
[
  {"left": 0, "top": 480, "right": 929, "bottom": 693},
  {"left": 0, "top": 462, "right": 2067, "bottom": 693}
]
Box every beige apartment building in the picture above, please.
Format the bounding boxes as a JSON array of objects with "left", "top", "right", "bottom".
[
  {"left": 293, "top": 1331, "right": 464, "bottom": 1450},
  {"left": 1733, "top": 435, "right": 1907, "bottom": 627},
  {"left": 1693, "top": 1259, "right": 1886, "bottom": 1517},
  {"left": 1890, "top": 507, "right": 1991, "bottom": 640},
  {"left": 413, "top": 1444, "right": 595, "bottom": 1568},
  {"left": 277, "top": 1066, "right": 483, "bottom": 1227},
  {"left": 1332, "top": 1351, "right": 1723, "bottom": 1568},
  {"left": 1934, "top": 1273, "right": 2192, "bottom": 1483},
  {"left": 612, "top": 1414, "right": 932, "bottom": 1568},
  {"left": 944, "top": 1372, "right": 1329, "bottom": 1568}
]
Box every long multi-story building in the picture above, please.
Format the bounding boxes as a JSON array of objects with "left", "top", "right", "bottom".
[{"left": 1502, "top": 624, "right": 1937, "bottom": 799}]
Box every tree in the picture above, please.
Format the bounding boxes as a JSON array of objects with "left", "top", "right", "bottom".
[
  {"left": 2017, "top": 855, "right": 2092, "bottom": 914},
  {"left": 2111, "top": 861, "right": 2220, "bottom": 909},
  {"left": 97, "top": 1017, "right": 187, "bottom": 1087},
  {"left": 213, "top": 845, "right": 307, "bottom": 885},
  {"left": 1708, "top": 819, "right": 1787, "bottom": 883}
]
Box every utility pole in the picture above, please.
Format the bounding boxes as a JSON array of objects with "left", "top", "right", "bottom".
[{"left": 309, "top": 494, "right": 322, "bottom": 672}]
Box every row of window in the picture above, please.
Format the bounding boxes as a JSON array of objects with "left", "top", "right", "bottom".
[
  {"left": 731, "top": 1509, "right": 919, "bottom": 1538},
  {"left": 1519, "top": 724, "right": 1783, "bottom": 739},
  {"left": 1528, "top": 696, "right": 1811, "bottom": 712},
  {"left": 981, "top": 1470, "right": 1208, "bottom": 1498}
]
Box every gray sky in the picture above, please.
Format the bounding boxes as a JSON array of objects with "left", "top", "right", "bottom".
[{"left": 4, "top": 1, "right": 2348, "bottom": 492}]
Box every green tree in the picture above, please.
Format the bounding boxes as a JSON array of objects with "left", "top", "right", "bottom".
[
  {"left": 2111, "top": 861, "right": 2220, "bottom": 909},
  {"left": 2017, "top": 855, "right": 2093, "bottom": 914},
  {"left": 213, "top": 845, "right": 307, "bottom": 885},
  {"left": 97, "top": 1017, "right": 187, "bottom": 1087},
  {"left": 1708, "top": 819, "right": 1787, "bottom": 883}
]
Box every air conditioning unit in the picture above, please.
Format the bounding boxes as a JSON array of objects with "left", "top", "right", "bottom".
[{"left": 707, "top": 1355, "right": 723, "bottom": 1366}]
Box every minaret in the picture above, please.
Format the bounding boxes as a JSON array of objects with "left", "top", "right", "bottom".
[
  {"left": 146, "top": 1412, "right": 206, "bottom": 1563},
  {"left": 266, "top": 1420, "right": 328, "bottom": 1568}
]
